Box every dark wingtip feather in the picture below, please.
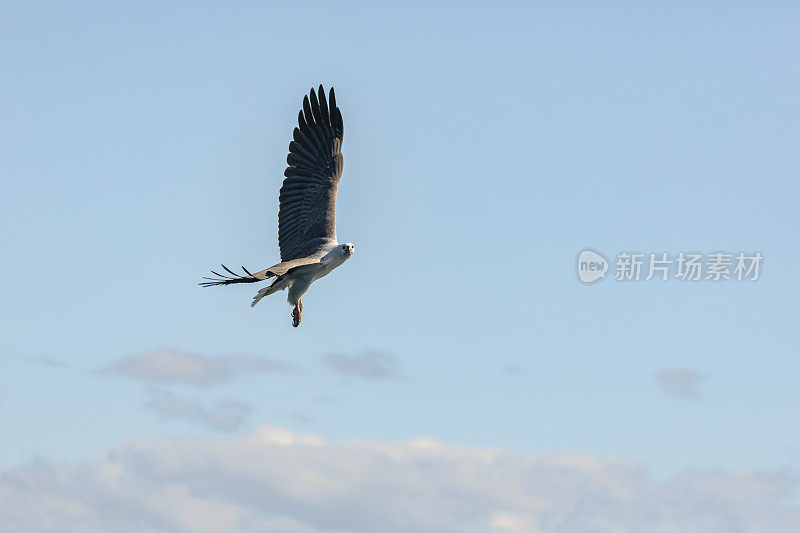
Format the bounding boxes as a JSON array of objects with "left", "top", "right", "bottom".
[
  {"left": 293, "top": 127, "right": 312, "bottom": 149},
  {"left": 332, "top": 107, "right": 344, "bottom": 139},
  {"left": 302, "top": 96, "right": 313, "bottom": 126},
  {"left": 200, "top": 264, "right": 260, "bottom": 287},
  {"left": 318, "top": 85, "right": 330, "bottom": 126},
  {"left": 309, "top": 88, "right": 321, "bottom": 125}
]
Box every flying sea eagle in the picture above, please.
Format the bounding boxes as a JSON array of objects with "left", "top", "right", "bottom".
[{"left": 200, "top": 85, "right": 353, "bottom": 327}]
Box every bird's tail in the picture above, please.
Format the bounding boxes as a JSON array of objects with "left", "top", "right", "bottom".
[{"left": 251, "top": 277, "right": 289, "bottom": 307}]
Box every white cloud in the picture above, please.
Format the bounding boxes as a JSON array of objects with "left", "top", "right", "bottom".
[
  {"left": 144, "top": 389, "right": 252, "bottom": 432},
  {"left": 657, "top": 368, "right": 704, "bottom": 398},
  {"left": 105, "top": 348, "right": 292, "bottom": 387},
  {"left": 324, "top": 351, "right": 400, "bottom": 380},
  {"left": 0, "top": 427, "right": 797, "bottom": 533}
]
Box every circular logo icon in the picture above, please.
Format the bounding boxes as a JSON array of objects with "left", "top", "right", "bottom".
[{"left": 577, "top": 250, "right": 608, "bottom": 283}]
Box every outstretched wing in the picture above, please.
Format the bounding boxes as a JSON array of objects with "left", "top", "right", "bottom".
[
  {"left": 279, "top": 85, "right": 344, "bottom": 262},
  {"left": 199, "top": 264, "right": 273, "bottom": 287},
  {"left": 199, "top": 256, "right": 325, "bottom": 287}
]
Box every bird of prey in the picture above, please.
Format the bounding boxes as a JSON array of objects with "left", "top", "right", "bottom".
[{"left": 200, "top": 85, "right": 353, "bottom": 327}]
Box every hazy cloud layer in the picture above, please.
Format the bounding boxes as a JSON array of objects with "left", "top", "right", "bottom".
[
  {"left": 324, "top": 351, "right": 400, "bottom": 380},
  {"left": 657, "top": 368, "right": 704, "bottom": 398},
  {"left": 144, "top": 390, "right": 252, "bottom": 432},
  {"left": 31, "top": 357, "right": 69, "bottom": 369},
  {"left": 0, "top": 427, "right": 797, "bottom": 533},
  {"left": 105, "top": 349, "right": 292, "bottom": 387}
]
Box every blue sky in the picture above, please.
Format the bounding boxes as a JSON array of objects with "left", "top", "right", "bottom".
[{"left": 1, "top": 2, "right": 799, "bottom": 530}]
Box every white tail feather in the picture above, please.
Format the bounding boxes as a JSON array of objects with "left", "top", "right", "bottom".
[{"left": 251, "top": 278, "right": 289, "bottom": 307}]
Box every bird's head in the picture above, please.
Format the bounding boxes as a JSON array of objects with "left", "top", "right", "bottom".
[{"left": 340, "top": 243, "right": 355, "bottom": 257}]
